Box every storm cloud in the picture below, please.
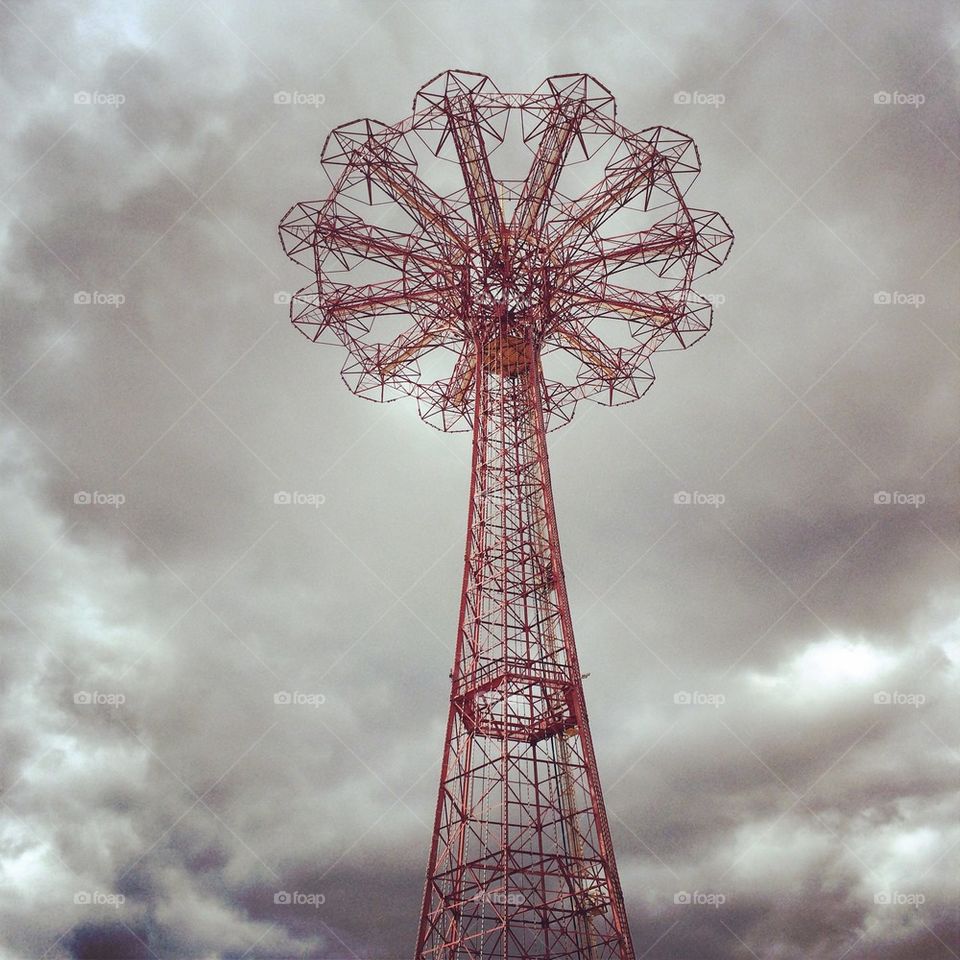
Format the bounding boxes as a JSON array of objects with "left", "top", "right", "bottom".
[{"left": 1, "top": 1, "right": 958, "bottom": 957}]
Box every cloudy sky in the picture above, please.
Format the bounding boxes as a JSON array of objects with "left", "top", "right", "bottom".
[{"left": 1, "top": 1, "right": 958, "bottom": 958}]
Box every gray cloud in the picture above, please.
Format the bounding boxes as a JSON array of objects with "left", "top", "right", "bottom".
[{"left": 1, "top": 0, "right": 958, "bottom": 957}]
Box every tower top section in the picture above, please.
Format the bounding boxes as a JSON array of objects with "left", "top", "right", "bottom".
[{"left": 279, "top": 70, "right": 733, "bottom": 431}]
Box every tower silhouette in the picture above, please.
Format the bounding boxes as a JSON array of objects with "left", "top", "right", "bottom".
[{"left": 279, "top": 70, "right": 732, "bottom": 959}]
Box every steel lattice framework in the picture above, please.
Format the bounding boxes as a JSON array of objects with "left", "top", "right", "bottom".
[{"left": 279, "top": 70, "right": 732, "bottom": 959}]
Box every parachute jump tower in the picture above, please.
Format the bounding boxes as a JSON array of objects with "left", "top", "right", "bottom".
[{"left": 279, "top": 70, "right": 732, "bottom": 960}]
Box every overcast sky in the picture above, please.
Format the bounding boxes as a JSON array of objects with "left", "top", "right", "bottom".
[{"left": 1, "top": 1, "right": 958, "bottom": 958}]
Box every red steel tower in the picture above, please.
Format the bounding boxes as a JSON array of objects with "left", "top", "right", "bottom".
[{"left": 279, "top": 70, "right": 732, "bottom": 959}]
